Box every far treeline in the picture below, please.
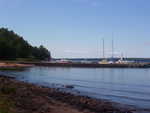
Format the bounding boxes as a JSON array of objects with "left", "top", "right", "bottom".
[{"left": 0, "top": 28, "right": 51, "bottom": 61}]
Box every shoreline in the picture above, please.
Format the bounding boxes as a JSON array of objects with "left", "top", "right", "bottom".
[
  {"left": 0, "top": 62, "right": 33, "bottom": 70},
  {"left": 0, "top": 61, "right": 150, "bottom": 68},
  {"left": 20, "top": 62, "right": 150, "bottom": 68},
  {"left": 0, "top": 75, "right": 149, "bottom": 113}
]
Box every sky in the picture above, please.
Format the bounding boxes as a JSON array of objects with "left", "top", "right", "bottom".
[{"left": 0, "top": 0, "right": 150, "bottom": 58}]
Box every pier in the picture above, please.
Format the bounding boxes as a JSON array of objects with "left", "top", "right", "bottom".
[{"left": 19, "top": 62, "right": 150, "bottom": 68}]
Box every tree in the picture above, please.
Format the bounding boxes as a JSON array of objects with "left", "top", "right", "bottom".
[{"left": 0, "top": 28, "right": 51, "bottom": 60}]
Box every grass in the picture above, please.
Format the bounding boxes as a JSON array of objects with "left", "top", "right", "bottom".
[
  {"left": 0, "top": 67, "right": 25, "bottom": 71},
  {"left": 1, "top": 87, "right": 16, "bottom": 95},
  {"left": 0, "top": 96, "right": 14, "bottom": 113},
  {"left": 0, "top": 86, "right": 16, "bottom": 113},
  {"left": 0, "top": 58, "right": 41, "bottom": 63},
  {"left": 0, "top": 94, "right": 15, "bottom": 113}
]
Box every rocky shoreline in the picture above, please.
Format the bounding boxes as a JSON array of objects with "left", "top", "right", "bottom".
[{"left": 0, "top": 75, "right": 149, "bottom": 113}]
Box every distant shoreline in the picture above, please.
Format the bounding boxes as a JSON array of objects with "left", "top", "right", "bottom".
[
  {"left": 19, "top": 62, "right": 150, "bottom": 68},
  {"left": 0, "top": 61, "right": 150, "bottom": 70}
]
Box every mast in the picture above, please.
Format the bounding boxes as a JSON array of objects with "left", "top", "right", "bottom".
[
  {"left": 121, "top": 53, "right": 124, "bottom": 60},
  {"left": 103, "top": 38, "right": 105, "bottom": 59},
  {"left": 112, "top": 33, "right": 114, "bottom": 58}
]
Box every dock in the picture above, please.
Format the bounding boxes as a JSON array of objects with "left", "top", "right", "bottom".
[{"left": 19, "top": 62, "right": 150, "bottom": 68}]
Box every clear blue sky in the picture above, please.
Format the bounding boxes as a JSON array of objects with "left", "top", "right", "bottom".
[{"left": 0, "top": 0, "right": 150, "bottom": 58}]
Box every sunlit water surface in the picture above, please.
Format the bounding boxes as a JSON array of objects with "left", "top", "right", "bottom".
[{"left": 1, "top": 67, "right": 150, "bottom": 109}]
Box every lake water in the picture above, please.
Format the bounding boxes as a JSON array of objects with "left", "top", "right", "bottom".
[{"left": 1, "top": 67, "right": 150, "bottom": 109}]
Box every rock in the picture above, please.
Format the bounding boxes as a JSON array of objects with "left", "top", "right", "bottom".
[{"left": 64, "top": 85, "right": 74, "bottom": 89}]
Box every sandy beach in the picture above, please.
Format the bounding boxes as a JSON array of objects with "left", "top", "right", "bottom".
[
  {"left": 0, "top": 62, "right": 33, "bottom": 71},
  {"left": 0, "top": 62, "right": 33, "bottom": 67}
]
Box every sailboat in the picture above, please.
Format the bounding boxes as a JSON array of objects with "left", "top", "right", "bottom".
[
  {"left": 108, "top": 35, "right": 116, "bottom": 64},
  {"left": 99, "top": 36, "right": 115, "bottom": 64},
  {"left": 116, "top": 53, "right": 135, "bottom": 64},
  {"left": 99, "top": 38, "right": 109, "bottom": 64}
]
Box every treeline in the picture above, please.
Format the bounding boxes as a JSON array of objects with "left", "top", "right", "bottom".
[{"left": 0, "top": 28, "right": 51, "bottom": 60}]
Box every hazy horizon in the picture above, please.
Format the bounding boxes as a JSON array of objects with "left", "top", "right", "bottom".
[{"left": 0, "top": 0, "right": 150, "bottom": 58}]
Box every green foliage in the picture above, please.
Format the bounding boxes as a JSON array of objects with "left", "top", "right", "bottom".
[
  {"left": 0, "top": 93, "right": 15, "bottom": 113},
  {"left": 0, "top": 67, "right": 26, "bottom": 71},
  {"left": 0, "top": 28, "right": 51, "bottom": 60},
  {"left": 1, "top": 87, "right": 16, "bottom": 95},
  {"left": 0, "top": 86, "right": 16, "bottom": 113},
  {"left": 32, "top": 45, "right": 51, "bottom": 60}
]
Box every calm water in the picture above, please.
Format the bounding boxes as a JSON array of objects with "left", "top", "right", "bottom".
[{"left": 1, "top": 67, "right": 150, "bottom": 109}]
